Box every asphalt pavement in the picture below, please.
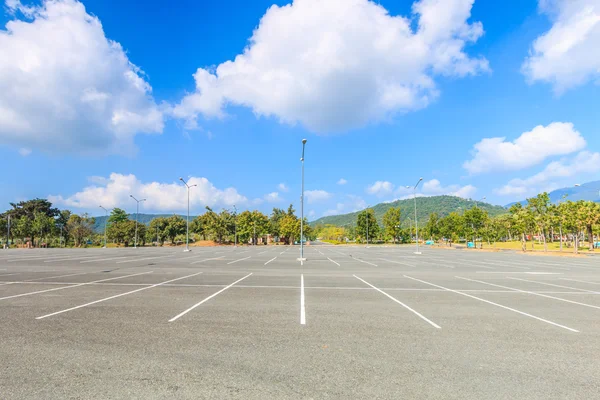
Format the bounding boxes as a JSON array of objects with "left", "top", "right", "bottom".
[{"left": 1, "top": 244, "right": 599, "bottom": 399}]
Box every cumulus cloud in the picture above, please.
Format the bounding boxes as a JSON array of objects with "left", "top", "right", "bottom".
[
  {"left": 18, "top": 147, "right": 31, "bottom": 156},
  {"left": 264, "top": 192, "right": 283, "bottom": 203},
  {"left": 0, "top": 0, "right": 163, "bottom": 155},
  {"left": 495, "top": 151, "right": 600, "bottom": 197},
  {"left": 337, "top": 178, "right": 348, "bottom": 185},
  {"left": 522, "top": 0, "right": 600, "bottom": 93},
  {"left": 421, "top": 179, "right": 477, "bottom": 198},
  {"left": 463, "top": 122, "right": 586, "bottom": 174},
  {"left": 49, "top": 173, "right": 246, "bottom": 212},
  {"left": 305, "top": 189, "right": 332, "bottom": 203},
  {"left": 323, "top": 195, "right": 367, "bottom": 217},
  {"left": 367, "top": 181, "right": 395, "bottom": 197},
  {"left": 278, "top": 183, "right": 289, "bottom": 192},
  {"left": 172, "top": 0, "right": 488, "bottom": 132}
]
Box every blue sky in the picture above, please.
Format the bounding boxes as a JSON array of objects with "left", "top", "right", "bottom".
[{"left": 1, "top": 0, "right": 599, "bottom": 220}]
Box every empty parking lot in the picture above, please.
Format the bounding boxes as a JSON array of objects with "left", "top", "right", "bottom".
[{"left": 1, "top": 245, "right": 599, "bottom": 399}]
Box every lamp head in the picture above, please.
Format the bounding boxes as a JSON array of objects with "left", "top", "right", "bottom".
[{"left": 302, "top": 139, "right": 307, "bottom": 144}]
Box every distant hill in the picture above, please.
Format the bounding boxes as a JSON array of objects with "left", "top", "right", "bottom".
[
  {"left": 310, "top": 195, "right": 506, "bottom": 227},
  {"left": 506, "top": 180, "right": 600, "bottom": 207},
  {"left": 93, "top": 213, "right": 193, "bottom": 233}
]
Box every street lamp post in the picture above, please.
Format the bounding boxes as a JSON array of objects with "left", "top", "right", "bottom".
[
  {"left": 299, "top": 139, "right": 307, "bottom": 261},
  {"left": 233, "top": 205, "right": 237, "bottom": 247},
  {"left": 179, "top": 178, "right": 197, "bottom": 252},
  {"left": 365, "top": 205, "right": 371, "bottom": 248},
  {"left": 129, "top": 195, "right": 146, "bottom": 249},
  {"left": 408, "top": 178, "right": 423, "bottom": 254},
  {"left": 99, "top": 205, "right": 110, "bottom": 248}
]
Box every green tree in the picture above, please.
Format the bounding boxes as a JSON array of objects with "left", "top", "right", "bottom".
[
  {"left": 269, "top": 208, "right": 286, "bottom": 239},
  {"left": 382, "top": 207, "right": 401, "bottom": 243},
  {"left": 148, "top": 217, "right": 169, "bottom": 245},
  {"left": 31, "top": 211, "right": 54, "bottom": 246},
  {"left": 237, "top": 210, "right": 270, "bottom": 244},
  {"left": 6, "top": 199, "right": 59, "bottom": 246},
  {"left": 67, "top": 213, "right": 95, "bottom": 247},
  {"left": 526, "top": 192, "right": 551, "bottom": 251},
  {"left": 13, "top": 216, "right": 32, "bottom": 244},
  {"left": 280, "top": 214, "right": 300, "bottom": 244},
  {"left": 108, "top": 208, "right": 129, "bottom": 224},
  {"left": 464, "top": 206, "right": 489, "bottom": 247},
  {"left": 424, "top": 212, "right": 440, "bottom": 241},
  {"left": 164, "top": 215, "right": 187, "bottom": 244},
  {"left": 438, "top": 212, "right": 464, "bottom": 242},
  {"left": 356, "top": 209, "right": 379, "bottom": 243},
  {"left": 578, "top": 201, "right": 600, "bottom": 251}
]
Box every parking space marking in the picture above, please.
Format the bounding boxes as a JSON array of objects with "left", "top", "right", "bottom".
[
  {"left": 24, "top": 272, "right": 91, "bottom": 282},
  {"left": 227, "top": 256, "right": 251, "bottom": 265},
  {"left": 265, "top": 257, "right": 277, "bottom": 265},
  {"left": 377, "top": 258, "right": 415, "bottom": 267},
  {"left": 169, "top": 273, "right": 253, "bottom": 322},
  {"left": 44, "top": 256, "right": 97, "bottom": 263},
  {"left": 508, "top": 277, "right": 599, "bottom": 293},
  {"left": 300, "top": 274, "right": 306, "bottom": 325},
  {"left": 115, "top": 255, "right": 173, "bottom": 264},
  {"left": 327, "top": 257, "right": 340, "bottom": 266},
  {"left": 404, "top": 275, "right": 579, "bottom": 332},
  {"left": 354, "top": 275, "right": 441, "bottom": 329},
  {"left": 561, "top": 278, "right": 600, "bottom": 285},
  {"left": 190, "top": 256, "right": 225, "bottom": 265},
  {"left": 456, "top": 276, "right": 600, "bottom": 310},
  {"left": 0, "top": 271, "right": 154, "bottom": 302},
  {"left": 36, "top": 272, "right": 202, "bottom": 320},
  {"left": 351, "top": 257, "right": 378, "bottom": 267},
  {"left": 80, "top": 256, "right": 132, "bottom": 263}
]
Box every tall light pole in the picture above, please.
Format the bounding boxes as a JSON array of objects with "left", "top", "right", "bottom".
[
  {"left": 99, "top": 205, "right": 110, "bottom": 249},
  {"left": 299, "top": 139, "right": 307, "bottom": 261},
  {"left": 233, "top": 205, "right": 238, "bottom": 247},
  {"left": 179, "top": 178, "right": 197, "bottom": 252},
  {"left": 365, "top": 204, "right": 371, "bottom": 247},
  {"left": 129, "top": 195, "right": 146, "bottom": 249},
  {"left": 409, "top": 178, "right": 423, "bottom": 254}
]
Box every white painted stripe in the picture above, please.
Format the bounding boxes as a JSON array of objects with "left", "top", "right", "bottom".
[
  {"left": 0, "top": 271, "right": 153, "bottom": 302},
  {"left": 354, "top": 275, "right": 440, "bottom": 329},
  {"left": 168, "top": 273, "right": 253, "bottom": 322},
  {"left": 300, "top": 274, "right": 306, "bottom": 325},
  {"left": 404, "top": 275, "right": 578, "bottom": 332},
  {"left": 80, "top": 256, "right": 131, "bottom": 263},
  {"left": 377, "top": 258, "right": 415, "bottom": 267},
  {"left": 44, "top": 256, "right": 96, "bottom": 263},
  {"left": 0, "top": 273, "right": 20, "bottom": 277},
  {"left": 265, "top": 257, "right": 277, "bottom": 265},
  {"left": 257, "top": 251, "right": 267, "bottom": 255},
  {"left": 327, "top": 257, "right": 340, "bottom": 266},
  {"left": 190, "top": 256, "right": 225, "bottom": 265},
  {"left": 476, "top": 271, "right": 562, "bottom": 274},
  {"left": 508, "top": 277, "right": 599, "bottom": 293},
  {"left": 456, "top": 276, "right": 600, "bottom": 310},
  {"left": 352, "top": 257, "right": 378, "bottom": 267},
  {"left": 227, "top": 256, "right": 251, "bottom": 265},
  {"left": 24, "top": 272, "right": 91, "bottom": 282},
  {"left": 115, "top": 255, "right": 173, "bottom": 264},
  {"left": 36, "top": 272, "right": 201, "bottom": 320}
]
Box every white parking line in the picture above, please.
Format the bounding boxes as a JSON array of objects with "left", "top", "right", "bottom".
[
  {"left": 80, "top": 256, "right": 131, "bottom": 263},
  {"left": 0, "top": 273, "right": 20, "bottom": 277},
  {"left": 44, "top": 256, "right": 97, "bottom": 263},
  {"left": 351, "top": 257, "right": 378, "bottom": 267},
  {"left": 169, "top": 273, "right": 253, "bottom": 322},
  {"left": 354, "top": 275, "right": 441, "bottom": 329},
  {"left": 0, "top": 271, "right": 154, "bottom": 302},
  {"left": 227, "top": 256, "right": 251, "bottom": 265},
  {"left": 300, "top": 274, "right": 306, "bottom": 325},
  {"left": 190, "top": 256, "right": 225, "bottom": 265},
  {"left": 508, "top": 277, "right": 600, "bottom": 293},
  {"left": 258, "top": 251, "right": 267, "bottom": 255},
  {"left": 36, "top": 272, "right": 201, "bottom": 320},
  {"left": 327, "top": 257, "right": 340, "bottom": 266},
  {"left": 377, "top": 258, "right": 415, "bottom": 267},
  {"left": 115, "top": 255, "right": 173, "bottom": 264},
  {"left": 456, "top": 276, "right": 600, "bottom": 311},
  {"left": 24, "top": 272, "right": 91, "bottom": 282},
  {"left": 561, "top": 278, "right": 600, "bottom": 285},
  {"left": 404, "top": 275, "right": 578, "bottom": 332},
  {"left": 265, "top": 257, "right": 277, "bottom": 265}
]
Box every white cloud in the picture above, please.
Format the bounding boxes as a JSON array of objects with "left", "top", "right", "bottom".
[
  {"left": 18, "top": 147, "right": 31, "bottom": 156},
  {"left": 367, "top": 181, "right": 395, "bottom": 197},
  {"left": 264, "top": 192, "right": 283, "bottom": 203},
  {"left": 322, "top": 195, "right": 367, "bottom": 217},
  {"left": 463, "top": 122, "right": 586, "bottom": 174},
  {"left": 173, "top": 0, "right": 488, "bottom": 132},
  {"left": 49, "top": 173, "right": 247, "bottom": 212},
  {"left": 495, "top": 151, "right": 600, "bottom": 197},
  {"left": 522, "top": 0, "right": 600, "bottom": 93},
  {"left": 278, "top": 183, "right": 289, "bottom": 192},
  {"left": 391, "top": 179, "right": 476, "bottom": 200},
  {"left": 0, "top": 0, "right": 163, "bottom": 155},
  {"left": 305, "top": 189, "right": 332, "bottom": 204},
  {"left": 337, "top": 178, "right": 348, "bottom": 185}
]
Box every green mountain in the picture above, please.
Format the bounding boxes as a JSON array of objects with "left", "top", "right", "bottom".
[
  {"left": 310, "top": 195, "right": 506, "bottom": 227},
  {"left": 93, "top": 213, "right": 193, "bottom": 233}
]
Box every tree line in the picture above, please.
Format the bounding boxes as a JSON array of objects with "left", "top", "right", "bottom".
[
  {"left": 313, "top": 193, "right": 600, "bottom": 253},
  {"left": 1, "top": 199, "right": 313, "bottom": 247}
]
